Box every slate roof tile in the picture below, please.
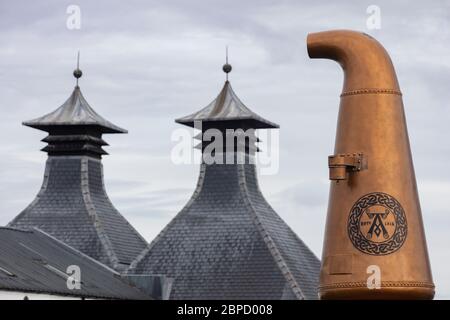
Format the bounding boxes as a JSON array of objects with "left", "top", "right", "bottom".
[
  {"left": 9, "top": 155, "right": 147, "bottom": 271},
  {"left": 131, "top": 77, "right": 319, "bottom": 299},
  {"left": 128, "top": 161, "right": 320, "bottom": 299}
]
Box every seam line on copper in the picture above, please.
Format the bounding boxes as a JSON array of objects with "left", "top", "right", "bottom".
[
  {"left": 319, "top": 281, "right": 435, "bottom": 290},
  {"left": 340, "top": 88, "right": 402, "bottom": 97}
]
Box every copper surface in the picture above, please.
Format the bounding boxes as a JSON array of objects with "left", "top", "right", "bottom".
[{"left": 307, "top": 30, "right": 434, "bottom": 299}]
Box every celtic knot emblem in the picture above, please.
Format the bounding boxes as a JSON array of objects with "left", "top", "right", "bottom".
[{"left": 347, "top": 192, "right": 407, "bottom": 255}]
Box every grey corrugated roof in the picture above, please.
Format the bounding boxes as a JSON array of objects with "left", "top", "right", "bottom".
[
  {"left": 9, "top": 156, "right": 148, "bottom": 271},
  {"left": 176, "top": 81, "right": 279, "bottom": 129},
  {"left": 0, "top": 227, "right": 153, "bottom": 299},
  {"left": 23, "top": 86, "right": 127, "bottom": 133},
  {"left": 128, "top": 159, "right": 320, "bottom": 300}
]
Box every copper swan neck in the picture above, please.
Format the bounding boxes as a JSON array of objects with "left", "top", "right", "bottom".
[{"left": 307, "top": 30, "right": 401, "bottom": 94}]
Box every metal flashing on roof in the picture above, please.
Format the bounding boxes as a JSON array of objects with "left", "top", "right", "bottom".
[
  {"left": 176, "top": 81, "right": 279, "bottom": 129},
  {"left": 0, "top": 266, "right": 15, "bottom": 277},
  {"left": 23, "top": 86, "right": 127, "bottom": 134},
  {"left": 8, "top": 156, "right": 148, "bottom": 271}
]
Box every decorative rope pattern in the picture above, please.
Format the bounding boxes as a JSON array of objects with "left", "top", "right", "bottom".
[
  {"left": 319, "top": 281, "right": 434, "bottom": 290},
  {"left": 319, "top": 281, "right": 435, "bottom": 290},
  {"left": 341, "top": 88, "right": 402, "bottom": 97},
  {"left": 347, "top": 192, "right": 407, "bottom": 256}
]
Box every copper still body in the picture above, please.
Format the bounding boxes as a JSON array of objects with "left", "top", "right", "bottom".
[{"left": 307, "top": 30, "right": 434, "bottom": 299}]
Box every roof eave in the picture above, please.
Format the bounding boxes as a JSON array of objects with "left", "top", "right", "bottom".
[
  {"left": 22, "top": 121, "right": 128, "bottom": 134},
  {"left": 175, "top": 117, "right": 279, "bottom": 129}
]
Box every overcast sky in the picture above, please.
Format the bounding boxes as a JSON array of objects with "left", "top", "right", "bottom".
[{"left": 0, "top": 0, "right": 449, "bottom": 299}]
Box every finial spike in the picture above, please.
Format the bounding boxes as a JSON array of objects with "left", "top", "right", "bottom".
[
  {"left": 73, "top": 50, "right": 82, "bottom": 87},
  {"left": 222, "top": 45, "right": 232, "bottom": 81},
  {"left": 226, "top": 45, "right": 228, "bottom": 64}
]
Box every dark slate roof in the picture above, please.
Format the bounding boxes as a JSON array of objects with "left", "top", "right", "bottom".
[
  {"left": 23, "top": 86, "right": 127, "bottom": 134},
  {"left": 176, "top": 81, "right": 279, "bottom": 129},
  {"left": 0, "top": 227, "right": 153, "bottom": 299},
  {"left": 128, "top": 160, "right": 320, "bottom": 300},
  {"left": 9, "top": 156, "right": 148, "bottom": 271}
]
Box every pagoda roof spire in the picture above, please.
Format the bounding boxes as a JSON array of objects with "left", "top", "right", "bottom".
[
  {"left": 23, "top": 87, "right": 127, "bottom": 133},
  {"left": 74, "top": 50, "right": 82, "bottom": 87},
  {"left": 223, "top": 45, "right": 232, "bottom": 81},
  {"left": 23, "top": 52, "right": 127, "bottom": 134},
  {"left": 175, "top": 52, "right": 279, "bottom": 129}
]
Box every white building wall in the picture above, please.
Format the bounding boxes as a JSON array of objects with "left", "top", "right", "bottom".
[{"left": 0, "top": 290, "right": 83, "bottom": 300}]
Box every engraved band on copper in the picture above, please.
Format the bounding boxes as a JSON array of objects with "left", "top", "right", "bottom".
[
  {"left": 340, "top": 88, "right": 402, "bottom": 97},
  {"left": 319, "top": 281, "right": 435, "bottom": 290}
]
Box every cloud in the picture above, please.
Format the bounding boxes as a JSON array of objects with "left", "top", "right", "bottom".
[{"left": 0, "top": 0, "right": 449, "bottom": 298}]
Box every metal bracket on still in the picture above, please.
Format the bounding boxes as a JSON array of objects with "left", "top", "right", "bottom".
[{"left": 328, "top": 153, "right": 367, "bottom": 181}]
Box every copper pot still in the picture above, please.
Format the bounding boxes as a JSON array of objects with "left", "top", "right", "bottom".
[{"left": 307, "top": 30, "right": 434, "bottom": 299}]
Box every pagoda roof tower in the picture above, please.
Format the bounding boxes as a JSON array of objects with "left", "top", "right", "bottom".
[
  {"left": 9, "top": 56, "right": 147, "bottom": 271},
  {"left": 128, "top": 57, "right": 320, "bottom": 299}
]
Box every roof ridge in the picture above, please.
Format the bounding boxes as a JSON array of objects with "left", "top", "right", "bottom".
[
  {"left": 226, "top": 82, "right": 255, "bottom": 114},
  {"left": 80, "top": 157, "right": 120, "bottom": 269},
  {"left": 10, "top": 155, "right": 147, "bottom": 271},
  {"left": 128, "top": 164, "right": 207, "bottom": 271},
  {"left": 210, "top": 81, "right": 229, "bottom": 115},
  {"left": 246, "top": 173, "right": 321, "bottom": 267},
  {"left": 94, "top": 160, "right": 149, "bottom": 247},
  {"left": 7, "top": 158, "right": 52, "bottom": 227},
  {"left": 237, "top": 163, "right": 306, "bottom": 300},
  {"left": 0, "top": 226, "right": 32, "bottom": 233}
]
